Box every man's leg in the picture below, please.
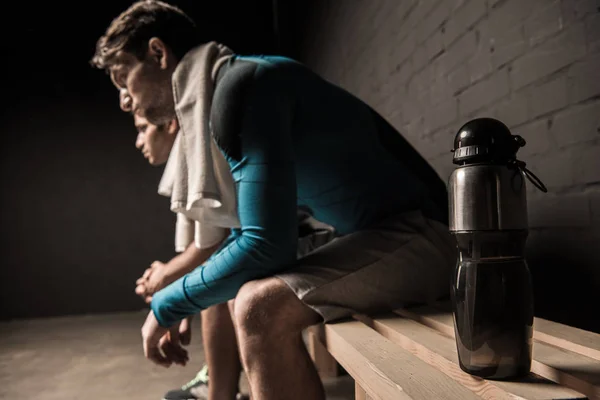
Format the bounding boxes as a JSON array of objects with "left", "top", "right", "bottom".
[
  {"left": 202, "top": 304, "right": 242, "bottom": 400},
  {"left": 164, "top": 304, "right": 242, "bottom": 400},
  {"left": 232, "top": 211, "right": 455, "bottom": 400},
  {"left": 233, "top": 278, "right": 324, "bottom": 400}
]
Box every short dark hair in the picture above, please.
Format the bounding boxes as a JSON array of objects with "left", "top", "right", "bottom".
[{"left": 90, "top": 0, "right": 203, "bottom": 70}]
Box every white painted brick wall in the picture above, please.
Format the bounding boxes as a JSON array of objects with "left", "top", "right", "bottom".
[{"left": 296, "top": 0, "right": 600, "bottom": 330}]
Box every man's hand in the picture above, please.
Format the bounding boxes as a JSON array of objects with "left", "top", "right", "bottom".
[
  {"left": 135, "top": 261, "right": 172, "bottom": 303},
  {"left": 141, "top": 311, "right": 189, "bottom": 368},
  {"left": 179, "top": 315, "right": 193, "bottom": 346}
]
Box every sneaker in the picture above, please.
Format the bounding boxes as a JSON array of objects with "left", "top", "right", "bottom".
[
  {"left": 163, "top": 366, "right": 209, "bottom": 400},
  {"left": 162, "top": 365, "right": 249, "bottom": 400}
]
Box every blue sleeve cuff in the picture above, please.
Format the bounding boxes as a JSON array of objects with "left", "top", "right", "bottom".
[{"left": 150, "top": 276, "right": 203, "bottom": 327}]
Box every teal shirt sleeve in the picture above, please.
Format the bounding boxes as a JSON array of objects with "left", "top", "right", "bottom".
[{"left": 151, "top": 65, "right": 298, "bottom": 327}]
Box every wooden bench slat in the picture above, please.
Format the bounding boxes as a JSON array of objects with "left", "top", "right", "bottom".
[
  {"left": 533, "top": 318, "right": 600, "bottom": 362},
  {"left": 323, "top": 320, "right": 484, "bottom": 400},
  {"left": 396, "top": 306, "right": 600, "bottom": 400},
  {"left": 355, "top": 313, "right": 585, "bottom": 400},
  {"left": 435, "top": 302, "right": 600, "bottom": 362}
]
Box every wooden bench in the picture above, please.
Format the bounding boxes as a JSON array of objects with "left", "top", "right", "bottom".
[{"left": 307, "top": 303, "right": 600, "bottom": 400}]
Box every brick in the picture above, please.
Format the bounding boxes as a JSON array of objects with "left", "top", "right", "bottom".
[
  {"left": 441, "top": 0, "right": 486, "bottom": 49},
  {"left": 412, "top": 43, "right": 430, "bottom": 72},
  {"left": 465, "top": 22, "right": 494, "bottom": 84},
  {"left": 448, "top": 66, "right": 470, "bottom": 94},
  {"left": 394, "top": 1, "right": 428, "bottom": 43},
  {"left": 493, "top": 88, "right": 530, "bottom": 128},
  {"left": 573, "top": 144, "right": 600, "bottom": 184},
  {"left": 371, "top": 1, "right": 404, "bottom": 32},
  {"left": 431, "top": 48, "right": 449, "bottom": 77},
  {"left": 524, "top": 0, "right": 564, "bottom": 46},
  {"left": 430, "top": 75, "right": 454, "bottom": 105},
  {"left": 468, "top": 52, "right": 494, "bottom": 83},
  {"left": 442, "top": 17, "right": 463, "bottom": 49},
  {"left": 403, "top": 96, "right": 423, "bottom": 124},
  {"left": 395, "top": 0, "right": 419, "bottom": 25},
  {"left": 419, "top": 61, "right": 436, "bottom": 84},
  {"left": 488, "top": 0, "right": 543, "bottom": 31},
  {"left": 459, "top": 68, "right": 510, "bottom": 115},
  {"left": 487, "top": 0, "right": 551, "bottom": 68},
  {"left": 560, "top": 0, "right": 599, "bottom": 25},
  {"left": 409, "top": 0, "right": 438, "bottom": 27},
  {"left": 530, "top": 75, "right": 569, "bottom": 118},
  {"left": 585, "top": 12, "right": 600, "bottom": 52},
  {"left": 550, "top": 100, "right": 600, "bottom": 147},
  {"left": 429, "top": 153, "right": 455, "bottom": 181},
  {"left": 404, "top": 116, "right": 426, "bottom": 142},
  {"left": 425, "top": 98, "right": 459, "bottom": 133},
  {"left": 510, "top": 23, "right": 587, "bottom": 90},
  {"left": 390, "top": 59, "right": 413, "bottom": 90},
  {"left": 429, "top": 130, "right": 457, "bottom": 158},
  {"left": 419, "top": 127, "right": 455, "bottom": 158},
  {"left": 454, "top": 0, "right": 487, "bottom": 31},
  {"left": 465, "top": 107, "right": 496, "bottom": 121},
  {"left": 370, "top": 19, "right": 397, "bottom": 51},
  {"left": 426, "top": 30, "right": 445, "bottom": 61},
  {"left": 528, "top": 193, "right": 591, "bottom": 227},
  {"left": 387, "top": 109, "right": 405, "bottom": 130},
  {"left": 516, "top": 118, "right": 552, "bottom": 157},
  {"left": 474, "top": 17, "right": 493, "bottom": 52},
  {"left": 490, "top": 24, "right": 527, "bottom": 68},
  {"left": 526, "top": 151, "right": 574, "bottom": 190},
  {"left": 417, "top": 0, "right": 454, "bottom": 43},
  {"left": 375, "top": 97, "right": 399, "bottom": 120},
  {"left": 408, "top": 70, "right": 429, "bottom": 99},
  {"left": 390, "top": 31, "right": 417, "bottom": 67},
  {"left": 439, "top": 29, "right": 478, "bottom": 72},
  {"left": 568, "top": 53, "right": 600, "bottom": 103}
]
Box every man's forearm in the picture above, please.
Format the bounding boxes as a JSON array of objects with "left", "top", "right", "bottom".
[{"left": 165, "top": 239, "right": 225, "bottom": 282}]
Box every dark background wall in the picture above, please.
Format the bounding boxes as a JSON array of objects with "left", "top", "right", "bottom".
[
  {"left": 0, "top": 0, "right": 280, "bottom": 320},
  {"left": 2, "top": 0, "right": 599, "bottom": 334},
  {"left": 292, "top": 0, "right": 600, "bottom": 332}
]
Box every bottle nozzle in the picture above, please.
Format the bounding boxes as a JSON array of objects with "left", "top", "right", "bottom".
[{"left": 513, "top": 135, "right": 526, "bottom": 148}]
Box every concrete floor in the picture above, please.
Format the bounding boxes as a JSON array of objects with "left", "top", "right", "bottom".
[{"left": 0, "top": 310, "right": 354, "bottom": 400}]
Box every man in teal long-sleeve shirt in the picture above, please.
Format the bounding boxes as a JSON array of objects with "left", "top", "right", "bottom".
[{"left": 92, "top": 2, "right": 455, "bottom": 399}]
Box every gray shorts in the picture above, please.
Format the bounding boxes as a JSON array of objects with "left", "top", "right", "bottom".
[{"left": 279, "top": 211, "right": 456, "bottom": 323}]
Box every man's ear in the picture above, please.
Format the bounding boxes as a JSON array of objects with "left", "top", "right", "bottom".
[
  {"left": 147, "top": 37, "right": 169, "bottom": 69},
  {"left": 167, "top": 118, "right": 179, "bottom": 136}
]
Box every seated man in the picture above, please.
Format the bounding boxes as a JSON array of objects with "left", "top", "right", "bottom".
[
  {"left": 91, "top": 2, "right": 454, "bottom": 399},
  {"left": 130, "top": 114, "right": 335, "bottom": 400}
]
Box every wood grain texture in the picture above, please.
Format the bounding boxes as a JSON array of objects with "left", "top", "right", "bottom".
[
  {"left": 533, "top": 318, "right": 600, "bottom": 362},
  {"left": 396, "top": 306, "right": 600, "bottom": 400},
  {"left": 323, "top": 320, "right": 483, "bottom": 400},
  {"left": 354, "top": 313, "right": 585, "bottom": 400},
  {"left": 435, "top": 301, "right": 600, "bottom": 362}
]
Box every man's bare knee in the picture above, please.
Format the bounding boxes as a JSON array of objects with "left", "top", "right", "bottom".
[
  {"left": 234, "top": 277, "right": 320, "bottom": 338},
  {"left": 227, "top": 299, "right": 235, "bottom": 316},
  {"left": 227, "top": 299, "right": 236, "bottom": 329}
]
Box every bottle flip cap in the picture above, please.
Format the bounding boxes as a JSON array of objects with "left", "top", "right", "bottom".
[{"left": 451, "top": 118, "right": 548, "bottom": 193}]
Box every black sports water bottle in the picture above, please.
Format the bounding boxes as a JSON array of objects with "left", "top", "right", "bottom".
[{"left": 448, "top": 118, "right": 547, "bottom": 380}]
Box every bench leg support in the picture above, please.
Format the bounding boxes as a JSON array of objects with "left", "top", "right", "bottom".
[
  {"left": 306, "top": 324, "right": 340, "bottom": 379},
  {"left": 355, "top": 381, "right": 372, "bottom": 400}
]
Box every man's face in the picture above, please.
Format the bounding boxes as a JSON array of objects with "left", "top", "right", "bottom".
[
  {"left": 109, "top": 44, "right": 176, "bottom": 125},
  {"left": 134, "top": 114, "right": 178, "bottom": 166}
]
